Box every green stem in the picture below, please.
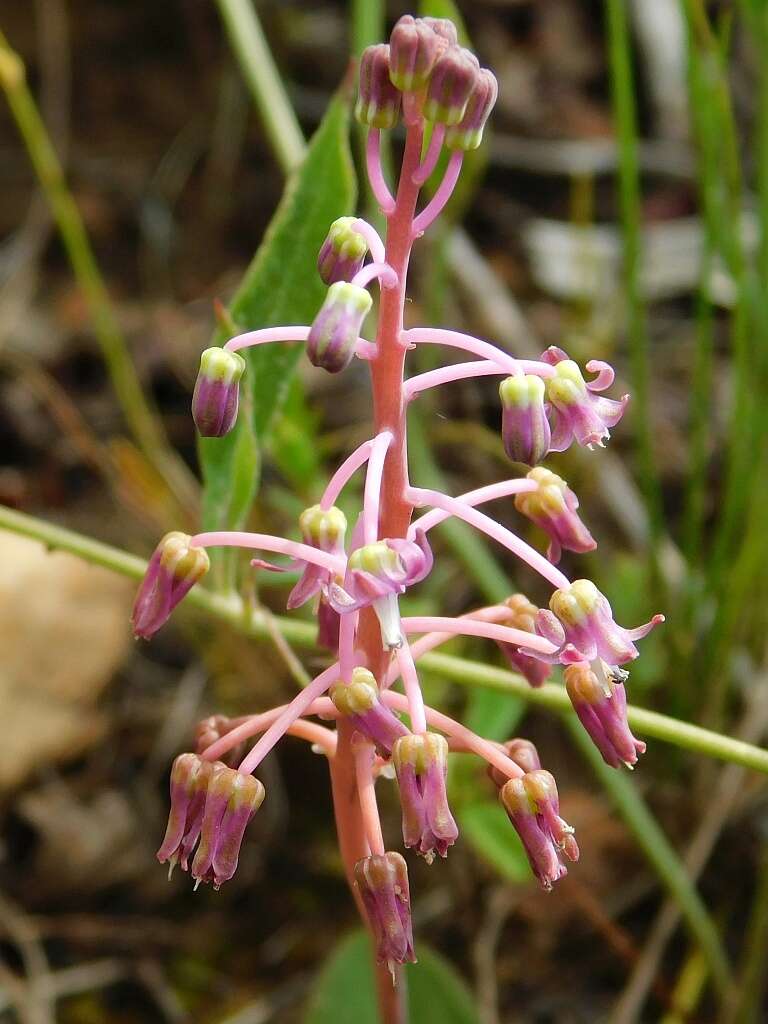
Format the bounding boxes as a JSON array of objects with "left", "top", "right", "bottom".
[
  {"left": 2, "top": 504, "right": 768, "bottom": 775},
  {"left": 728, "top": 843, "right": 768, "bottom": 1023},
  {"left": 215, "top": 0, "right": 306, "bottom": 175}
]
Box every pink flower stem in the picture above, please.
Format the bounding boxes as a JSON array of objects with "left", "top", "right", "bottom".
[
  {"left": 403, "top": 358, "right": 555, "bottom": 402},
  {"left": 411, "top": 478, "right": 539, "bottom": 535},
  {"left": 191, "top": 531, "right": 345, "bottom": 576},
  {"left": 201, "top": 697, "right": 337, "bottom": 761},
  {"left": 286, "top": 720, "right": 338, "bottom": 756},
  {"left": 224, "top": 326, "right": 309, "bottom": 352},
  {"left": 394, "top": 642, "right": 427, "bottom": 734},
  {"left": 400, "top": 615, "right": 557, "bottom": 655},
  {"left": 354, "top": 739, "right": 386, "bottom": 855},
  {"left": 366, "top": 129, "right": 396, "bottom": 214},
  {"left": 412, "top": 123, "right": 446, "bottom": 185},
  {"left": 412, "top": 150, "right": 463, "bottom": 235},
  {"left": 403, "top": 326, "right": 536, "bottom": 375},
  {"left": 363, "top": 430, "right": 394, "bottom": 544},
  {"left": 352, "top": 262, "right": 399, "bottom": 290},
  {"left": 406, "top": 486, "right": 570, "bottom": 590},
  {"left": 352, "top": 218, "right": 386, "bottom": 264},
  {"left": 237, "top": 664, "right": 340, "bottom": 775},
  {"left": 321, "top": 438, "right": 374, "bottom": 509}
]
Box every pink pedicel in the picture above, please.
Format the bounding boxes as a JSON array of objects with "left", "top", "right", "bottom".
[{"left": 134, "top": 15, "right": 663, "bottom": 986}]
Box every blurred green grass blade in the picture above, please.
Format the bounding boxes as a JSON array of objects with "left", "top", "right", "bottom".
[
  {"left": 458, "top": 800, "right": 532, "bottom": 884},
  {"left": 351, "top": 0, "right": 385, "bottom": 57},
  {"left": 566, "top": 718, "right": 733, "bottom": 997},
  {"left": 304, "top": 929, "right": 480, "bottom": 1024},
  {"left": 198, "top": 89, "right": 356, "bottom": 542}
]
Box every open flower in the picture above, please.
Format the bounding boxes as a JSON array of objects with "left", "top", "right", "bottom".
[
  {"left": 500, "top": 770, "right": 578, "bottom": 890},
  {"left": 565, "top": 662, "right": 646, "bottom": 769},
  {"left": 331, "top": 667, "right": 409, "bottom": 757},
  {"left": 495, "top": 594, "right": 551, "bottom": 687},
  {"left": 514, "top": 467, "right": 596, "bottom": 564},
  {"left": 355, "top": 852, "right": 416, "bottom": 975},
  {"left": 132, "top": 532, "right": 210, "bottom": 639},
  {"left": 542, "top": 347, "right": 628, "bottom": 451},
  {"left": 392, "top": 733, "right": 458, "bottom": 862}
]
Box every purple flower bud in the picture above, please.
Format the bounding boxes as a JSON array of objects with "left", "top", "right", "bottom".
[
  {"left": 389, "top": 15, "right": 441, "bottom": 91},
  {"left": 495, "top": 593, "right": 551, "bottom": 688},
  {"left": 445, "top": 68, "right": 498, "bottom": 151},
  {"left": 195, "top": 715, "right": 244, "bottom": 768},
  {"left": 488, "top": 737, "right": 543, "bottom": 789},
  {"left": 316, "top": 596, "right": 341, "bottom": 650},
  {"left": 307, "top": 282, "right": 372, "bottom": 374},
  {"left": 132, "top": 532, "right": 210, "bottom": 639},
  {"left": 423, "top": 47, "right": 480, "bottom": 126},
  {"left": 356, "top": 44, "right": 401, "bottom": 130},
  {"left": 190, "top": 762, "right": 265, "bottom": 889},
  {"left": 157, "top": 753, "right": 212, "bottom": 876},
  {"left": 500, "top": 770, "right": 578, "bottom": 890},
  {"left": 317, "top": 217, "right": 369, "bottom": 285},
  {"left": 420, "top": 17, "right": 458, "bottom": 51},
  {"left": 514, "top": 467, "right": 596, "bottom": 564},
  {"left": 287, "top": 504, "right": 347, "bottom": 610},
  {"left": 392, "top": 732, "right": 458, "bottom": 862},
  {"left": 354, "top": 852, "right": 416, "bottom": 972},
  {"left": 565, "top": 663, "right": 646, "bottom": 769},
  {"left": 330, "top": 667, "right": 409, "bottom": 757},
  {"left": 542, "top": 347, "right": 629, "bottom": 451},
  {"left": 191, "top": 347, "right": 246, "bottom": 437},
  {"left": 499, "top": 374, "right": 551, "bottom": 466}
]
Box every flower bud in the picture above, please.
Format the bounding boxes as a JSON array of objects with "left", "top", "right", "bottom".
[
  {"left": 307, "top": 282, "right": 372, "bottom": 373},
  {"left": 354, "top": 852, "right": 416, "bottom": 972},
  {"left": 514, "top": 467, "right": 596, "bottom": 564},
  {"left": 157, "top": 753, "right": 212, "bottom": 876},
  {"left": 499, "top": 373, "right": 551, "bottom": 466},
  {"left": 389, "top": 15, "right": 441, "bottom": 91},
  {"left": 317, "top": 217, "right": 369, "bottom": 285},
  {"left": 287, "top": 504, "right": 347, "bottom": 611},
  {"left": 190, "top": 762, "right": 265, "bottom": 889},
  {"left": 500, "top": 770, "right": 578, "bottom": 890},
  {"left": 195, "top": 715, "right": 244, "bottom": 768},
  {"left": 392, "top": 732, "right": 458, "bottom": 862},
  {"left": 565, "top": 663, "right": 645, "bottom": 769},
  {"left": 445, "top": 68, "right": 498, "bottom": 150},
  {"left": 330, "top": 667, "right": 408, "bottom": 757},
  {"left": 356, "top": 44, "right": 401, "bottom": 129},
  {"left": 496, "top": 593, "right": 551, "bottom": 688},
  {"left": 192, "top": 347, "right": 246, "bottom": 437},
  {"left": 421, "top": 17, "right": 458, "bottom": 51},
  {"left": 487, "top": 737, "right": 542, "bottom": 789},
  {"left": 423, "top": 47, "right": 480, "bottom": 126},
  {"left": 132, "top": 532, "right": 210, "bottom": 639}
]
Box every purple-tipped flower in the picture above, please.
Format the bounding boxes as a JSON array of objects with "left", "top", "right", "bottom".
[
  {"left": 445, "top": 68, "right": 498, "bottom": 151},
  {"left": 500, "top": 770, "right": 579, "bottom": 890},
  {"left": 287, "top": 504, "right": 347, "bottom": 610},
  {"left": 132, "top": 532, "right": 210, "bottom": 639},
  {"left": 328, "top": 530, "right": 433, "bottom": 648},
  {"left": 496, "top": 594, "right": 551, "bottom": 688},
  {"left": 330, "top": 667, "right": 409, "bottom": 757},
  {"left": 356, "top": 44, "right": 401, "bottom": 129},
  {"left": 499, "top": 374, "right": 551, "bottom": 466},
  {"left": 421, "top": 17, "right": 458, "bottom": 52},
  {"left": 393, "top": 733, "right": 458, "bottom": 862},
  {"left": 192, "top": 347, "right": 246, "bottom": 437},
  {"left": 189, "top": 762, "right": 265, "bottom": 889},
  {"left": 317, "top": 217, "right": 369, "bottom": 285},
  {"left": 487, "top": 737, "right": 541, "bottom": 789},
  {"left": 423, "top": 46, "right": 480, "bottom": 126},
  {"left": 156, "top": 753, "right": 212, "bottom": 876},
  {"left": 542, "top": 347, "right": 629, "bottom": 451},
  {"left": 307, "top": 282, "right": 372, "bottom": 374},
  {"left": 355, "top": 852, "right": 416, "bottom": 973},
  {"left": 565, "top": 662, "right": 646, "bottom": 769},
  {"left": 514, "top": 467, "right": 596, "bottom": 564},
  {"left": 389, "top": 15, "right": 441, "bottom": 91},
  {"left": 533, "top": 579, "right": 664, "bottom": 667}
]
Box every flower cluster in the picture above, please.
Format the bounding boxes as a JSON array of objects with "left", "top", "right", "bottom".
[{"left": 133, "top": 14, "right": 662, "bottom": 981}]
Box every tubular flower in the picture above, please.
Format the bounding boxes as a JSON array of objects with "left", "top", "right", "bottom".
[
  {"left": 565, "top": 663, "right": 646, "bottom": 769},
  {"left": 487, "top": 737, "right": 541, "bottom": 789},
  {"left": 192, "top": 347, "right": 246, "bottom": 437},
  {"left": 329, "top": 531, "right": 433, "bottom": 648},
  {"left": 445, "top": 67, "right": 498, "bottom": 151},
  {"left": 330, "top": 667, "right": 409, "bottom": 757},
  {"left": 132, "top": 532, "right": 210, "bottom": 639},
  {"left": 499, "top": 374, "right": 551, "bottom": 466},
  {"left": 156, "top": 753, "right": 211, "bottom": 877},
  {"left": 307, "top": 282, "right": 373, "bottom": 373},
  {"left": 287, "top": 505, "right": 347, "bottom": 610},
  {"left": 356, "top": 44, "right": 401, "bottom": 129},
  {"left": 514, "top": 467, "right": 596, "bottom": 564},
  {"left": 189, "top": 762, "right": 265, "bottom": 889},
  {"left": 542, "top": 347, "right": 629, "bottom": 451},
  {"left": 392, "top": 733, "right": 458, "bottom": 862},
  {"left": 500, "top": 770, "right": 579, "bottom": 890},
  {"left": 317, "top": 217, "right": 369, "bottom": 285},
  {"left": 423, "top": 46, "right": 480, "bottom": 126},
  {"left": 388, "top": 15, "right": 441, "bottom": 91},
  {"left": 495, "top": 594, "right": 551, "bottom": 688},
  {"left": 355, "top": 852, "right": 416, "bottom": 974},
  {"left": 533, "top": 579, "right": 664, "bottom": 667}
]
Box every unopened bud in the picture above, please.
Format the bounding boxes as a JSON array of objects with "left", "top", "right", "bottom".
[
  {"left": 356, "top": 44, "right": 401, "bottom": 129},
  {"left": 389, "top": 15, "right": 441, "bottom": 91},
  {"left": 499, "top": 374, "right": 551, "bottom": 466},
  {"left": 192, "top": 347, "right": 246, "bottom": 437},
  {"left": 317, "top": 217, "right": 368, "bottom": 285},
  {"left": 424, "top": 47, "right": 480, "bottom": 126},
  {"left": 307, "top": 282, "right": 372, "bottom": 373},
  {"left": 445, "top": 68, "right": 498, "bottom": 150}
]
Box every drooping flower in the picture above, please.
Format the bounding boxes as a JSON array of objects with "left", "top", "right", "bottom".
[
  {"left": 192, "top": 347, "right": 246, "bottom": 437},
  {"left": 287, "top": 505, "right": 347, "bottom": 609},
  {"left": 156, "top": 753, "right": 211, "bottom": 877},
  {"left": 317, "top": 217, "right": 369, "bottom": 285},
  {"left": 565, "top": 662, "right": 646, "bottom": 769},
  {"left": 445, "top": 67, "right": 498, "bottom": 151},
  {"left": 542, "top": 347, "right": 628, "bottom": 451},
  {"left": 307, "top": 282, "right": 373, "bottom": 373},
  {"left": 423, "top": 46, "right": 480, "bottom": 126},
  {"left": 388, "top": 15, "right": 441, "bottom": 91},
  {"left": 514, "top": 467, "right": 596, "bottom": 564},
  {"left": 354, "top": 852, "right": 416, "bottom": 973},
  {"left": 392, "top": 732, "right": 458, "bottom": 862},
  {"left": 356, "top": 44, "right": 401, "bottom": 129},
  {"left": 330, "top": 667, "right": 409, "bottom": 757},
  {"left": 499, "top": 374, "right": 551, "bottom": 466},
  {"left": 132, "top": 532, "right": 210, "bottom": 639},
  {"left": 500, "top": 770, "right": 578, "bottom": 890},
  {"left": 189, "top": 762, "right": 265, "bottom": 889},
  {"left": 495, "top": 593, "right": 552, "bottom": 687}
]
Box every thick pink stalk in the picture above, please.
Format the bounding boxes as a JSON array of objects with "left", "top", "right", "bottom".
[
  {"left": 412, "top": 478, "right": 538, "bottom": 534},
  {"left": 191, "top": 531, "right": 345, "bottom": 575}
]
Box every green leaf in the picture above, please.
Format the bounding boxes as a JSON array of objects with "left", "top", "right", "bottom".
[
  {"left": 198, "top": 89, "right": 356, "bottom": 540},
  {"left": 465, "top": 686, "right": 524, "bottom": 742},
  {"left": 303, "top": 929, "right": 480, "bottom": 1024},
  {"left": 459, "top": 800, "right": 532, "bottom": 885}
]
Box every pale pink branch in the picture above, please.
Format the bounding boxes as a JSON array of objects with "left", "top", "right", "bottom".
[
  {"left": 395, "top": 642, "right": 427, "bottom": 734},
  {"left": 354, "top": 737, "right": 386, "bottom": 855},
  {"left": 403, "top": 327, "right": 523, "bottom": 375},
  {"left": 339, "top": 609, "right": 358, "bottom": 680},
  {"left": 191, "top": 532, "right": 346, "bottom": 576},
  {"left": 363, "top": 431, "right": 394, "bottom": 544},
  {"left": 352, "top": 218, "right": 386, "bottom": 264},
  {"left": 412, "top": 150, "right": 463, "bottom": 235},
  {"left": 412, "top": 124, "right": 446, "bottom": 185},
  {"left": 401, "top": 615, "right": 556, "bottom": 654},
  {"left": 411, "top": 478, "right": 539, "bottom": 535},
  {"left": 321, "top": 438, "right": 374, "bottom": 510},
  {"left": 403, "top": 358, "right": 555, "bottom": 403},
  {"left": 224, "top": 326, "right": 310, "bottom": 352},
  {"left": 352, "top": 262, "right": 399, "bottom": 290},
  {"left": 288, "top": 720, "right": 338, "bottom": 756},
  {"left": 366, "top": 129, "right": 396, "bottom": 214}
]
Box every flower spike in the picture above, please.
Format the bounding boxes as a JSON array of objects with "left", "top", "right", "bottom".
[
  {"left": 514, "top": 467, "right": 596, "bottom": 564},
  {"left": 393, "top": 732, "right": 459, "bottom": 862},
  {"left": 132, "top": 532, "right": 210, "bottom": 639}
]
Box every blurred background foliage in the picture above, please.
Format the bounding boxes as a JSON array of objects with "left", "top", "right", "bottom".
[{"left": 1, "top": 0, "right": 768, "bottom": 1021}]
